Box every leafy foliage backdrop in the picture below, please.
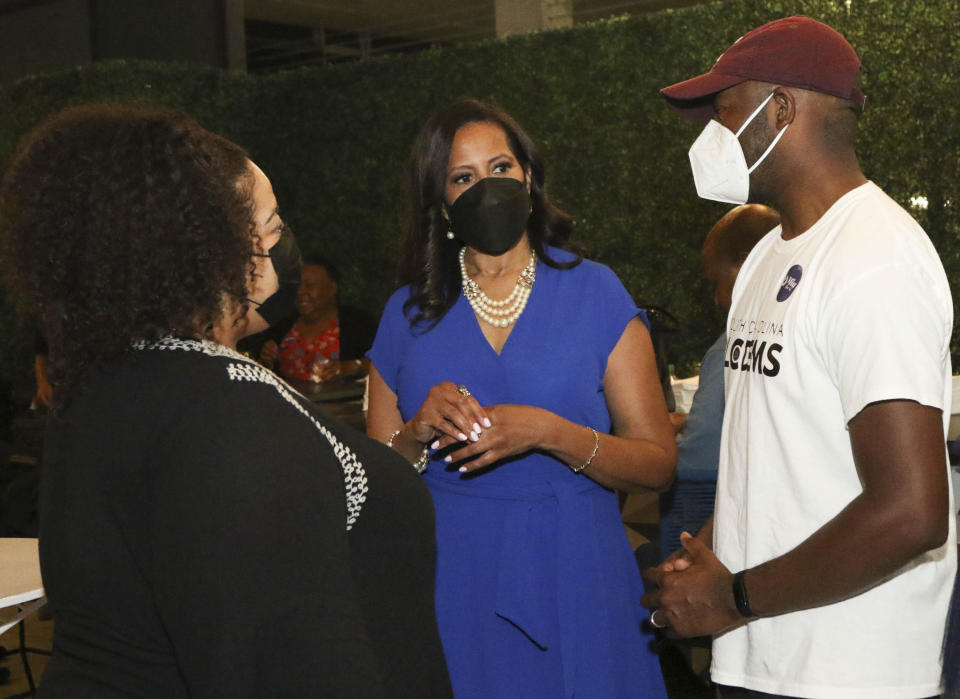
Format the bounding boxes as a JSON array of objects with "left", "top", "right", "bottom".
[{"left": 1, "top": 0, "right": 957, "bottom": 390}]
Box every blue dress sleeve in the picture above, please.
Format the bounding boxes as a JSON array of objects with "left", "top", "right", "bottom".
[
  {"left": 586, "top": 261, "right": 647, "bottom": 362},
  {"left": 366, "top": 287, "right": 412, "bottom": 394}
]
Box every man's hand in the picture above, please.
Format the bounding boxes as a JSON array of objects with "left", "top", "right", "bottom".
[{"left": 642, "top": 533, "right": 743, "bottom": 638}]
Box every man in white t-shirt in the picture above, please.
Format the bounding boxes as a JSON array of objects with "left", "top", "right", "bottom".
[{"left": 644, "top": 16, "right": 956, "bottom": 699}]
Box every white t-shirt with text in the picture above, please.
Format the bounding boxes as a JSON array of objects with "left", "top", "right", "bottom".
[{"left": 712, "top": 182, "right": 957, "bottom": 698}]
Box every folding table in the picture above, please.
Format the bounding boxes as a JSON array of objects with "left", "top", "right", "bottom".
[{"left": 0, "top": 538, "right": 47, "bottom": 697}]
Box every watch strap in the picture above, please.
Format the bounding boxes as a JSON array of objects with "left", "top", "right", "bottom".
[{"left": 732, "top": 569, "right": 756, "bottom": 618}]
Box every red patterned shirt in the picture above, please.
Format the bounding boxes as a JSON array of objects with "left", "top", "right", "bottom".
[{"left": 277, "top": 319, "right": 340, "bottom": 381}]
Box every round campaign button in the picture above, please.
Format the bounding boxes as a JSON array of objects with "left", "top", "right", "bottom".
[{"left": 777, "top": 264, "right": 803, "bottom": 302}]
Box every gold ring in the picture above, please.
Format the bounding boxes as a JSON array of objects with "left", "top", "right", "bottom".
[
  {"left": 650, "top": 610, "right": 667, "bottom": 629},
  {"left": 456, "top": 384, "right": 471, "bottom": 397}
]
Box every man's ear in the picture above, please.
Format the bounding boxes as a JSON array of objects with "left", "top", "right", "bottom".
[{"left": 772, "top": 87, "right": 797, "bottom": 129}]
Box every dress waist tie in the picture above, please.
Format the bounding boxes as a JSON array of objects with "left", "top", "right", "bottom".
[{"left": 425, "top": 473, "right": 624, "bottom": 698}]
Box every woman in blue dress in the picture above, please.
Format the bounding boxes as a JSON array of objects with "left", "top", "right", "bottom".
[{"left": 367, "top": 99, "right": 676, "bottom": 698}]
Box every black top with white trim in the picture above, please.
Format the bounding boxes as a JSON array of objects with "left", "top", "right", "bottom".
[{"left": 38, "top": 338, "right": 452, "bottom": 698}]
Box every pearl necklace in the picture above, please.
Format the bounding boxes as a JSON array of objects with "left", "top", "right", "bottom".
[{"left": 459, "top": 246, "right": 537, "bottom": 328}]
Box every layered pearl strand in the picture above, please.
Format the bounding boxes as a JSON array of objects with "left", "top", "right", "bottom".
[{"left": 459, "top": 246, "right": 537, "bottom": 328}]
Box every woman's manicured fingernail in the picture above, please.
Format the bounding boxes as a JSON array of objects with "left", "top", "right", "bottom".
[
  {"left": 458, "top": 432, "right": 468, "bottom": 441},
  {"left": 469, "top": 431, "right": 479, "bottom": 442},
  {"left": 472, "top": 422, "right": 481, "bottom": 434},
  {"left": 483, "top": 418, "right": 492, "bottom": 428},
  {"left": 458, "top": 466, "right": 467, "bottom": 473},
  {"left": 444, "top": 455, "right": 452, "bottom": 463},
  {"left": 431, "top": 440, "right": 440, "bottom": 450}
]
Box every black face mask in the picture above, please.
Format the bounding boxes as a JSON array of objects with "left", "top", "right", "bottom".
[
  {"left": 448, "top": 177, "right": 531, "bottom": 256},
  {"left": 250, "top": 225, "right": 302, "bottom": 326}
]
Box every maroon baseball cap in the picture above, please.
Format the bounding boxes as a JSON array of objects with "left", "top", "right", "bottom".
[{"left": 660, "top": 16, "right": 866, "bottom": 122}]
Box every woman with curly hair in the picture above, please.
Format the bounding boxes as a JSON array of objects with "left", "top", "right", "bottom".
[
  {"left": 367, "top": 99, "right": 676, "bottom": 697},
  {"left": 0, "top": 105, "right": 451, "bottom": 698}
]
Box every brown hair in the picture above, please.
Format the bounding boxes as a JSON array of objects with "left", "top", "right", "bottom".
[
  {"left": 0, "top": 104, "right": 255, "bottom": 407},
  {"left": 400, "top": 99, "right": 578, "bottom": 327}
]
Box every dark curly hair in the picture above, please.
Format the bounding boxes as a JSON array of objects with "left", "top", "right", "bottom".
[
  {"left": 0, "top": 104, "right": 256, "bottom": 408},
  {"left": 400, "top": 99, "right": 580, "bottom": 327}
]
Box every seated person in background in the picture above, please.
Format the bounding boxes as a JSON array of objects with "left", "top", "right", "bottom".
[
  {"left": 257, "top": 257, "right": 376, "bottom": 382},
  {"left": 671, "top": 204, "right": 779, "bottom": 471}
]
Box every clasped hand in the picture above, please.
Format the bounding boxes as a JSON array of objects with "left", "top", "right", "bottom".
[
  {"left": 641, "top": 533, "right": 743, "bottom": 638},
  {"left": 408, "top": 382, "right": 544, "bottom": 472}
]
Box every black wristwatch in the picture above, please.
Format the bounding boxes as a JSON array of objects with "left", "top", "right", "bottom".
[{"left": 732, "top": 570, "right": 756, "bottom": 618}]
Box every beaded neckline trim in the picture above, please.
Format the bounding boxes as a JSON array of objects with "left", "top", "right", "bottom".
[{"left": 132, "top": 337, "right": 368, "bottom": 530}]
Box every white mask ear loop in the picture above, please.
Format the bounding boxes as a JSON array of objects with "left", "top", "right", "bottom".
[{"left": 735, "top": 92, "right": 790, "bottom": 175}]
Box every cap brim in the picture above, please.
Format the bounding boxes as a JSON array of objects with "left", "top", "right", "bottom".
[{"left": 660, "top": 71, "right": 746, "bottom": 123}]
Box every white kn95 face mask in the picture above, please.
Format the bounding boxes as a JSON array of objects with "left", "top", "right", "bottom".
[{"left": 687, "top": 91, "right": 788, "bottom": 205}]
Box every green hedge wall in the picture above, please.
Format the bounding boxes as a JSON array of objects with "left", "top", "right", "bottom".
[{"left": 1, "top": 0, "right": 958, "bottom": 391}]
